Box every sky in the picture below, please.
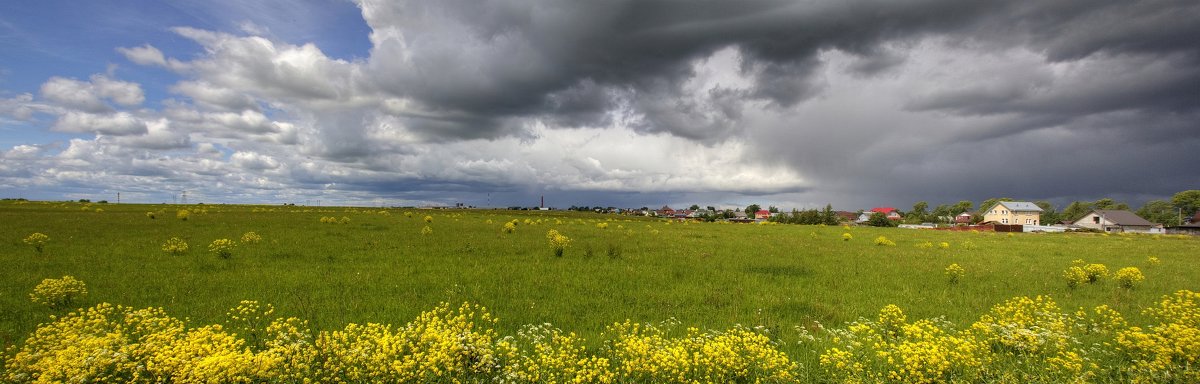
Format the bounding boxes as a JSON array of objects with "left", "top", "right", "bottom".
[{"left": 0, "top": 0, "right": 1197, "bottom": 210}]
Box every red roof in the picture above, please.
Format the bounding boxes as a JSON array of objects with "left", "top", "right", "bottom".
[
  {"left": 870, "top": 207, "right": 897, "bottom": 214},
  {"left": 755, "top": 210, "right": 771, "bottom": 215}
]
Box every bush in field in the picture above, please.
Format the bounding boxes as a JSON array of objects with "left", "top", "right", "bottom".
[
  {"left": 547, "top": 229, "right": 571, "bottom": 257},
  {"left": 424, "top": 215, "right": 434, "bottom": 223},
  {"left": 1064, "top": 266, "right": 1088, "bottom": 288},
  {"left": 1115, "top": 267, "right": 1145, "bottom": 289},
  {"left": 596, "top": 222, "right": 608, "bottom": 229},
  {"left": 339, "top": 216, "right": 351, "bottom": 224},
  {"left": 842, "top": 233, "right": 852, "bottom": 241},
  {"left": 1147, "top": 256, "right": 1161, "bottom": 266},
  {"left": 24, "top": 232, "right": 49, "bottom": 254},
  {"left": 209, "top": 239, "right": 236, "bottom": 259},
  {"left": 176, "top": 209, "right": 190, "bottom": 221},
  {"left": 421, "top": 226, "right": 433, "bottom": 236},
  {"left": 145, "top": 211, "right": 156, "bottom": 219},
  {"left": 502, "top": 221, "right": 516, "bottom": 234},
  {"left": 945, "top": 263, "right": 964, "bottom": 284},
  {"left": 1084, "top": 263, "right": 1109, "bottom": 283},
  {"left": 161, "top": 237, "right": 189, "bottom": 255},
  {"left": 241, "top": 232, "right": 262, "bottom": 244},
  {"left": 873, "top": 236, "right": 895, "bottom": 246},
  {"left": 29, "top": 276, "right": 87, "bottom": 309}
]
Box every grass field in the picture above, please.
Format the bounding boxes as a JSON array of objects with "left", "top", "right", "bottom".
[{"left": 2, "top": 200, "right": 1198, "bottom": 382}]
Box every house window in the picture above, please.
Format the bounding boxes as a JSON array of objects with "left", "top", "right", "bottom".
[
  {"left": 1002, "top": 218, "right": 1008, "bottom": 224},
  {"left": 1093, "top": 216, "right": 1101, "bottom": 224}
]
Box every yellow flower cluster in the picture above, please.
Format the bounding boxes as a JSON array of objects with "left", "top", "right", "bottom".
[
  {"left": 1115, "top": 290, "right": 1200, "bottom": 382},
  {"left": 1115, "top": 267, "right": 1145, "bottom": 289},
  {"left": 319, "top": 216, "right": 351, "bottom": 224},
  {"left": 6, "top": 301, "right": 808, "bottom": 383},
  {"left": 547, "top": 229, "right": 571, "bottom": 257},
  {"left": 874, "top": 236, "right": 896, "bottom": 246},
  {"left": 944, "top": 263, "right": 964, "bottom": 284},
  {"left": 1065, "top": 260, "right": 1110, "bottom": 288},
  {"left": 240, "top": 231, "right": 262, "bottom": 244},
  {"left": 208, "top": 239, "right": 236, "bottom": 259},
  {"left": 421, "top": 225, "right": 433, "bottom": 236},
  {"left": 24, "top": 232, "right": 49, "bottom": 254},
  {"left": 424, "top": 215, "right": 434, "bottom": 223},
  {"left": 606, "top": 321, "right": 796, "bottom": 383},
  {"left": 596, "top": 222, "right": 609, "bottom": 229},
  {"left": 161, "top": 237, "right": 189, "bottom": 255},
  {"left": 822, "top": 295, "right": 1105, "bottom": 383},
  {"left": 502, "top": 221, "right": 517, "bottom": 234},
  {"left": 498, "top": 324, "right": 614, "bottom": 383},
  {"left": 9, "top": 293, "right": 1200, "bottom": 382},
  {"left": 29, "top": 275, "right": 88, "bottom": 309},
  {"left": 842, "top": 233, "right": 853, "bottom": 241}
]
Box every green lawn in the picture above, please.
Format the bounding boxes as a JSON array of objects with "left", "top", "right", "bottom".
[{"left": 2, "top": 200, "right": 1197, "bottom": 365}]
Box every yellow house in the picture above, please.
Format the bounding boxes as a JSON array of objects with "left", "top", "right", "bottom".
[{"left": 982, "top": 201, "right": 1043, "bottom": 225}]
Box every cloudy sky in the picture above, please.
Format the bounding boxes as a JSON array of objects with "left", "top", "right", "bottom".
[{"left": 1, "top": 0, "right": 1197, "bottom": 210}]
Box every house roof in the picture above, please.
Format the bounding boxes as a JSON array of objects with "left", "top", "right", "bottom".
[
  {"left": 755, "top": 209, "right": 771, "bottom": 215},
  {"left": 870, "top": 207, "right": 897, "bottom": 213},
  {"left": 994, "top": 201, "right": 1044, "bottom": 212},
  {"left": 1089, "top": 210, "right": 1155, "bottom": 226}
]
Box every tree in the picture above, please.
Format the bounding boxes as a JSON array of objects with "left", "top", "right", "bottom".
[
  {"left": 745, "top": 204, "right": 761, "bottom": 215},
  {"left": 978, "top": 197, "right": 1013, "bottom": 215},
  {"left": 867, "top": 212, "right": 896, "bottom": 227},
  {"left": 689, "top": 204, "right": 700, "bottom": 211},
  {"left": 1138, "top": 200, "right": 1182, "bottom": 226},
  {"left": 951, "top": 201, "right": 974, "bottom": 215},
  {"left": 1092, "top": 198, "right": 1129, "bottom": 211},
  {"left": 1061, "top": 201, "right": 1093, "bottom": 223},
  {"left": 1173, "top": 190, "right": 1200, "bottom": 216},
  {"left": 932, "top": 204, "right": 952, "bottom": 224},
  {"left": 768, "top": 206, "right": 779, "bottom": 213},
  {"left": 706, "top": 206, "right": 716, "bottom": 212},
  {"left": 1035, "top": 201, "right": 1061, "bottom": 226},
  {"left": 821, "top": 204, "right": 839, "bottom": 225},
  {"left": 907, "top": 201, "right": 929, "bottom": 224}
]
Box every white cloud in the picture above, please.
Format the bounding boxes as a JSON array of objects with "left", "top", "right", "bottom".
[
  {"left": 4, "top": 145, "right": 41, "bottom": 159},
  {"left": 52, "top": 111, "right": 148, "bottom": 136},
  {"left": 38, "top": 75, "right": 144, "bottom": 113},
  {"left": 117, "top": 44, "right": 168, "bottom": 66},
  {"left": 231, "top": 151, "right": 281, "bottom": 170},
  {"left": 171, "top": 81, "right": 260, "bottom": 111}
]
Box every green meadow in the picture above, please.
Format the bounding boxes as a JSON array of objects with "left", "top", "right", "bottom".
[{"left": 2, "top": 200, "right": 1198, "bottom": 381}]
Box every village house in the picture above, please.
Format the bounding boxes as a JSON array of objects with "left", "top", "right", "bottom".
[
  {"left": 955, "top": 212, "right": 973, "bottom": 224},
  {"left": 1072, "top": 209, "right": 1159, "bottom": 233},
  {"left": 981, "top": 201, "right": 1043, "bottom": 225},
  {"left": 754, "top": 209, "right": 771, "bottom": 220}
]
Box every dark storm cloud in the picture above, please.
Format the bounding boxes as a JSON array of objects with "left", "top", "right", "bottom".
[{"left": 359, "top": 0, "right": 1199, "bottom": 145}]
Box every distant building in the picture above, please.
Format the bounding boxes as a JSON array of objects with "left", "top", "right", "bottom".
[
  {"left": 955, "top": 212, "right": 973, "bottom": 224},
  {"left": 870, "top": 207, "right": 903, "bottom": 221},
  {"left": 981, "top": 201, "right": 1043, "bottom": 226},
  {"left": 754, "top": 209, "right": 771, "bottom": 220},
  {"left": 1072, "top": 210, "right": 1158, "bottom": 233}
]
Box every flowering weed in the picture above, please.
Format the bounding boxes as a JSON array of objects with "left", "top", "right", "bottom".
[
  {"left": 161, "top": 237, "right": 188, "bottom": 255},
  {"left": 209, "top": 239, "right": 236, "bottom": 259},
  {"left": 29, "top": 276, "right": 87, "bottom": 309},
  {"left": 23, "top": 232, "right": 49, "bottom": 254}
]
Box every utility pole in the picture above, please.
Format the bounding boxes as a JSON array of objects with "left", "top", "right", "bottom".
[
  {"left": 117, "top": 192, "right": 120, "bottom": 204},
  {"left": 181, "top": 191, "right": 188, "bottom": 205}
]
